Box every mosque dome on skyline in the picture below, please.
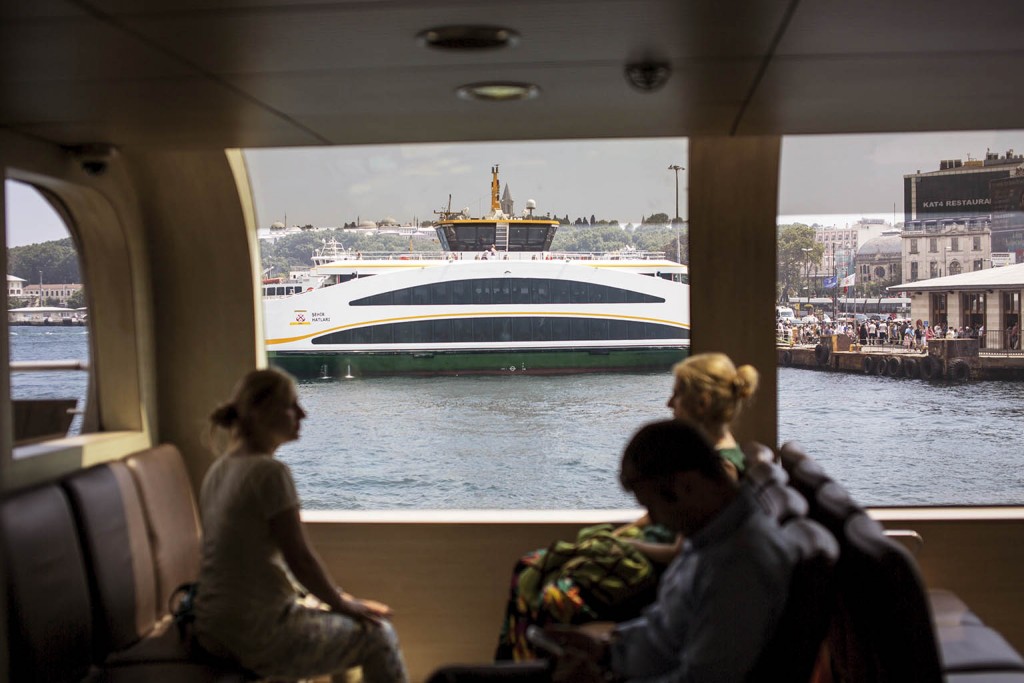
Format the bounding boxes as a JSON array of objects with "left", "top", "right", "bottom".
[{"left": 858, "top": 234, "right": 901, "bottom": 258}]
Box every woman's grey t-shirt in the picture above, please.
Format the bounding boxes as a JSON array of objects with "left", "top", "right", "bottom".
[{"left": 194, "top": 454, "right": 300, "bottom": 656}]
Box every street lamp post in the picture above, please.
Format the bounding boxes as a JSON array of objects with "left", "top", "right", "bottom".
[
  {"left": 668, "top": 164, "right": 684, "bottom": 264},
  {"left": 801, "top": 247, "right": 812, "bottom": 314},
  {"left": 831, "top": 243, "right": 837, "bottom": 321}
]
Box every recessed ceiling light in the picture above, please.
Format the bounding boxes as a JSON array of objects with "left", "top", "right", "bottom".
[
  {"left": 456, "top": 82, "right": 540, "bottom": 102},
  {"left": 417, "top": 25, "right": 520, "bottom": 50}
]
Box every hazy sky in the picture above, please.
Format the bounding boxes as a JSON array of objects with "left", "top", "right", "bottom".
[{"left": 6, "top": 130, "right": 1023, "bottom": 247}]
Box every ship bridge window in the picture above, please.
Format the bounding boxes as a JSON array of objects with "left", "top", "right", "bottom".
[
  {"left": 311, "top": 316, "right": 688, "bottom": 346},
  {"left": 4, "top": 179, "right": 91, "bottom": 449},
  {"left": 350, "top": 278, "right": 665, "bottom": 307},
  {"left": 449, "top": 224, "right": 497, "bottom": 250}
]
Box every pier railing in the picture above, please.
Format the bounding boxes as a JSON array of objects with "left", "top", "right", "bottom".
[{"left": 778, "top": 325, "right": 1024, "bottom": 357}]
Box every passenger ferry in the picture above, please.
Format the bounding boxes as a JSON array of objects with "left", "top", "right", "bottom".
[
  {"left": 263, "top": 167, "right": 689, "bottom": 376},
  {"left": 3, "top": 2, "right": 1024, "bottom": 681}
]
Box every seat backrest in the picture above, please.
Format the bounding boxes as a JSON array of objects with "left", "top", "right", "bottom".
[
  {"left": 781, "top": 448, "right": 944, "bottom": 683},
  {"left": 829, "top": 512, "right": 944, "bottom": 683},
  {"left": 741, "top": 441, "right": 779, "bottom": 469},
  {"left": 745, "top": 459, "right": 809, "bottom": 523},
  {"left": 0, "top": 484, "right": 94, "bottom": 682},
  {"left": 124, "top": 444, "right": 202, "bottom": 610},
  {"left": 779, "top": 441, "right": 832, "bottom": 503},
  {"left": 64, "top": 461, "right": 160, "bottom": 659},
  {"left": 745, "top": 517, "right": 838, "bottom": 683}
]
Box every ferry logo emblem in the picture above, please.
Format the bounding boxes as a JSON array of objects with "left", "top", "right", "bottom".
[{"left": 290, "top": 311, "right": 311, "bottom": 326}]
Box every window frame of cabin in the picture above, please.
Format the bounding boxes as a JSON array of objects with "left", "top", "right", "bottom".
[{"left": 1, "top": 166, "right": 151, "bottom": 493}]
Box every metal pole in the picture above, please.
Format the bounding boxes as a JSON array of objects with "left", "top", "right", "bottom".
[
  {"left": 668, "top": 165, "right": 684, "bottom": 263},
  {"left": 832, "top": 243, "right": 837, "bottom": 321}
]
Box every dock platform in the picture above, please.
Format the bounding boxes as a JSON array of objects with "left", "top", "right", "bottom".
[{"left": 778, "top": 337, "right": 1024, "bottom": 382}]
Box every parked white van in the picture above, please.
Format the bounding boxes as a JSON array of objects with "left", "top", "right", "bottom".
[{"left": 776, "top": 306, "right": 796, "bottom": 321}]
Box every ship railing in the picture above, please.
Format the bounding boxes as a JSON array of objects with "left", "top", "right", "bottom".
[{"left": 313, "top": 250, "right": 677, "bottom": 263}]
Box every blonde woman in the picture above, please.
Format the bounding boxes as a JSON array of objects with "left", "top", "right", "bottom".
[
  {"left": 621, "top": 353, "right": 760, "bottom": 567},
  {"left": 665, "top": 352, "right": 760, "bottom": 480},
  {"left": 495, "top": 354, "right": 760, "bottom": 660},
  {"left": 194, "top": 368, "right": 408, "bottom": 683}
]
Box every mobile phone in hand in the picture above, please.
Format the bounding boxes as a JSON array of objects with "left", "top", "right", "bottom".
[{"left": 526, "top": 625, "right": 566, "bottom": 657}]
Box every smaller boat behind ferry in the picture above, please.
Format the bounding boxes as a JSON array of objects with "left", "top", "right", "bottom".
[{"left": 263, "top": 166, "right": 690, "bottom": 377}]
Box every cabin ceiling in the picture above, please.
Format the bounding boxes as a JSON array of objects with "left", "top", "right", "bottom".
[{"left": 1, "top": 0, "right": 1023, "bottom": 150}]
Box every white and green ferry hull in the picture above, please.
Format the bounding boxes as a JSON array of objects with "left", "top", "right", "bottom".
[{"left": 269, "top": 345, "right": 689, "bottom": 378}]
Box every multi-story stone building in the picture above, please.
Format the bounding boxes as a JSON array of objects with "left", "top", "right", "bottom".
[
  {"left": 810, "top": 219, "right": 894, "bottom": 290},
  {"left": 22, "top": 283, "right": 83, "bottom": 306},
  {"left": 901, "top": 216, "right": 992, "bottom": 283},
  {"left": 812, "top": 226, "right": 857, "bottom": 282}
]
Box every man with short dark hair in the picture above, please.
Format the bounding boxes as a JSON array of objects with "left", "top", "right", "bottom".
[{"left": 547, "top": 420, "right": 798, "bottom": 682}]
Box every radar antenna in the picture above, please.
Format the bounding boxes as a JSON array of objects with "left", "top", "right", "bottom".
[{"left": 434, "top": 194, "right": 454, "bottom": 220}]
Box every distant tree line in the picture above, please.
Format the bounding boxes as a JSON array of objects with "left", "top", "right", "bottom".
[
  {"left": 260, "top": 230, "right": 442, "bottom": 277},
  {"left": 7, "top": 237, "right": 81, "bottom": 284}
]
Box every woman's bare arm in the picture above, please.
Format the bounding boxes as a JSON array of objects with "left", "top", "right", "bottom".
[{"left": 269, "top": 507, "right": 391, "bottom": 620}]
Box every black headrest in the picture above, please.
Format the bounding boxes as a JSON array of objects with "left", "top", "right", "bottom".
[
  {"left": 780, "top": 442, "right": 832, "bottom": 501},
  {"left": 755, "top": 483, "right": 809, "bottom": 523},
  {"left": 812, "top": 481, "right": 863, "bottom": 537}
]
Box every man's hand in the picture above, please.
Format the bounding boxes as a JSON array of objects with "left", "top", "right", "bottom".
[{"left": 544, "top": 624, "right": 612, "bottom": 683}]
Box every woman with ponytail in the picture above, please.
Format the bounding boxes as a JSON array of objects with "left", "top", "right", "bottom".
[
  {"left": 666, "top": 352, "right": 760, "bottom": 479},
  {"left": 194, "top": 368, "right": 408, "bottom": 683}
]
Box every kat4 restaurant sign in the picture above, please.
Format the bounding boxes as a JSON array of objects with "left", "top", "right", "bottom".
[
  {"left": 911, "top": 170, "right": 1011, "bottom": 217},
  {"left": 921, "top": 198, "right": 990, "bottom": 209}
]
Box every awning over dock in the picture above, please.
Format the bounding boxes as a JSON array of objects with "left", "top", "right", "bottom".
[{"left": 889, "top": 263, "right": 1024, "bottom": 293}]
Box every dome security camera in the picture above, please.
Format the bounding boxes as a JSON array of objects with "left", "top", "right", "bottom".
[
  {"left": 66, "top": 143, "right": 118, "bottom": 176},
  {"left": 624, "top": 62, "right": 671, "bottom": 92}
]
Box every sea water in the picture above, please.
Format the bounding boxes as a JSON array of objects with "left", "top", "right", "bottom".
[{"left": 14, "top": 326, "right": 1024, "bottom": 509}]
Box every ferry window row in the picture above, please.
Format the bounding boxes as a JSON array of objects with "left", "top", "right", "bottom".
[
  {"left": 264, "top": 285, "right": 305, "bottom": 296},
  {"left": 311, "top": 316, "right": 688, "bottom": 345},
  {"left": 349, "top": 278, "right": 665, "bottom": 307}
]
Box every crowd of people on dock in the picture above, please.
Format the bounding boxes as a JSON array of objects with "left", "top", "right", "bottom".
[
  {"left": 777, "top": 316, "right": 987, "bottom": 351},
  {"left": 185, "top": 355, "right": 803, "bottom": 683}
]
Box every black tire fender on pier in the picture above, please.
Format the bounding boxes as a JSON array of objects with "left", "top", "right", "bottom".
[
  {"left": 814, "top": 344, "right": 830, "bottom": 366},
  {"left": 920, "top": 355, "right": 941, "bottom": 380},
  {"left": 948, "top": 359, "right": 971, "bottom": 382},
  {"left": 902, "top": 358, "right": 920, "bottom": 379},
  {"left": 875, "top": 357, "right": 888, "bottom": 375},
  {"left": 862, "top": 356, "right": 874, "bottom": 374},
  {"left": 782, "top": 350, "right": 793, "bottom": 367},
  {"left": 886, "top": 356, "right": 902, "bottom": 377}
]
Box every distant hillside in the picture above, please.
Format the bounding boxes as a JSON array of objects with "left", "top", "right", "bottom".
[{"left": 7, "top": 237, "right": 81, "bottom": 284}]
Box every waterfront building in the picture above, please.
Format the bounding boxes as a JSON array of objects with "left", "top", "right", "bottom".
[
  {"left": 901, "top": 216, "right": 992, "bottom": 283},
  {"left": 7, "top": 306, "right": 83, "bottom": 324},
  {"left": 889, "top": 262, "right": 1024, "bottom": 349},
  {"left": 21, "top": 283, "right": 82, "bottom": 307},
  {"left": 6, "top": 275, "right": 25, "bottom": 298}
]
